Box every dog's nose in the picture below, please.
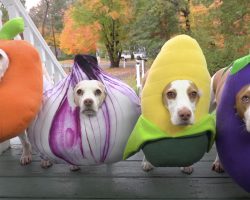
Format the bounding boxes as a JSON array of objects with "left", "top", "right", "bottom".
[
  {"left": 84, "top": 98, "right": 93, "bottom": 106},
  {"left": 178, "top": 108, "right": 192, "bottom": 121}
]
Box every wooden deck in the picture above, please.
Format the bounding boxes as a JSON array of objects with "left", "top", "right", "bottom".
[{"left": 0, "top": 146, "right": 249, "bottom": 199}]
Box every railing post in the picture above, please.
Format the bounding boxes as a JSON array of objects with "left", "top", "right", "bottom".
[
  {"left": 136, "top": 59, "right": 141, "bottom": 90},
  {"left": 0, "top": 9, "right": 10, "bottom": 154}
]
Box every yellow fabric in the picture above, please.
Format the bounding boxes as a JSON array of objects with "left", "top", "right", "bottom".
[{"left": 142, "top": 35, "right": 211, "bottom": 135}]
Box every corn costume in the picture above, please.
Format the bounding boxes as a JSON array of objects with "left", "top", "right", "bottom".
[{"left": 124, "top": 35, "right": 216, "bottom": 166}]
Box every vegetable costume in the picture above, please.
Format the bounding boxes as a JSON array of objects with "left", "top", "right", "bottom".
[
  {"left": 124, "top": 35, "right": 216, "bottom": 167},
  {"left": 216, "top": 54, "right": 250, "bottom": 192},
  {"left": 28, "top": 55, "right": 140, "bottom": 165},
  {"left": 0, "top": 18, "right": 43, "bottom": 142}
]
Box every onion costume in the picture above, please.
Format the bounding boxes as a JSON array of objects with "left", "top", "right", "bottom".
[
  {"left": 123, "top": 35, "right": 216, "bottom": 167},
  {"left": 28, "top": 55, "right": 140, "bottom": 165},
  {"left": 0, "top": 18, "right": 43, "bottom": 142},
  {"left": 216, "top": 54, "right": 250, "bottom": 192}
]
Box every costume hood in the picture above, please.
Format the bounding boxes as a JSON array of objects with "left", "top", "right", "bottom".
[{"left": 124, "top": 35, "right": 215, "bottom": 166}]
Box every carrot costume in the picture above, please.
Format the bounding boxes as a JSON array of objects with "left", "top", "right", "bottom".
[{"left": 0, "top": 18, "right": 43, "bottom": 142}]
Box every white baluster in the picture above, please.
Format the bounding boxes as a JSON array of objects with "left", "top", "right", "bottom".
[{"left": 0, "top": 8, "right": 10, "bottom": 154}]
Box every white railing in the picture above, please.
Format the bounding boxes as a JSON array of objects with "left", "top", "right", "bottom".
[
  {"left": 0, "top": 0, "right": 67, "bottom": 153},
  {"left": 135, "top": 58, "right": 145, "bottom": 93}
]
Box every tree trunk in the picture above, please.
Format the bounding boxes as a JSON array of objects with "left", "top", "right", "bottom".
[
  {"left": 106, "top": 46, "right": 120, "bottom": 68},
  {"left": 42, "top": 0, "right": 49, "bottom": 37},
  {"left": 50, "top": 14, "right": 58, "bottom": 58},
  {"left": 103, "top": 19, "right": 121, "bottom": 68}
]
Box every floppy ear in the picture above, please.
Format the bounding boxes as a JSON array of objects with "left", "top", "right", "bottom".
[
  {"left": 73, "top": 85, "right": 81, "bottom": 106},
  {"left": 98, "top": 82, "right": 107, "bottom": 102}
]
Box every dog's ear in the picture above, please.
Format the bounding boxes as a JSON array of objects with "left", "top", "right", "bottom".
[
  {"left": 73, "top": 85, "right": 81, "bottom": 106},
  {"left": 97, "top": 82, "right": 107, "bottom": 102}
]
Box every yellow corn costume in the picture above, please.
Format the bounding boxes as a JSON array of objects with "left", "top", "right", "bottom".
[{"left": 124, "top": 35, "right": 216, "bottom": 166}]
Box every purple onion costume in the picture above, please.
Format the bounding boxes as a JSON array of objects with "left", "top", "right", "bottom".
[
  {"left": 216, "top": 55, "right": 250, "bottom": 192},
  {"left": 28, "top": 55, "right": 140, "bottom": 165}
]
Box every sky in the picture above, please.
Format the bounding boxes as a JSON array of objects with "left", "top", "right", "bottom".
[{"left": 25, "top": 0, "right": 40, "bottom": 11}]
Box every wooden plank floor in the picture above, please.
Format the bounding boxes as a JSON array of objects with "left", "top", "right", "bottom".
[{"left": 0, "top": 146, "right": 249, "bottom": 200}]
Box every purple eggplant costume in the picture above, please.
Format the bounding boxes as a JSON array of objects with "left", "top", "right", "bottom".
[{"left": 216, "top": 54, "right": 250, "bottom": 192}]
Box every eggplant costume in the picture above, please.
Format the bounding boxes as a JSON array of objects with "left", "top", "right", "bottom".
[
  {"left": 216, "top": 54, "right": 250, "bottom": 192},
  {"left": 123, "top": 35, "right": 216, "bottom": 167},
  {"left": 28, "top": 55, "right": 140, "bottom": 165}
]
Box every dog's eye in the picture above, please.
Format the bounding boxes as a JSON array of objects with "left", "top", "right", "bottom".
[
  {"left": 242, "top": 95, "right": 250, "bottom": 103},
  {"left": 166, "top": 91, "right": 176, "bottom": 99},
  {"left": 76, "top": 89, "right": 84, "bottom": 96},
  {"left": 95, "top": 89, "right": 102, "bottom": 96},
  {"left": 189, "top": 91, "right": 198, "bottom": 98}
]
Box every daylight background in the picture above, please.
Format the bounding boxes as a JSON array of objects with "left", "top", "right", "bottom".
[{"left": 1, "top": 0, "right": 249, "bottom": 75}]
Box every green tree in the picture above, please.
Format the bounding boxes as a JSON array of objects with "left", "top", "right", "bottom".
[
  {"left": 126, "top": 0, "right": 190, "bottom": 58},
  {"left": 191, "top": 0, "right": 250, "bottom": 74},
  {"left": 71, "top": 0, "right": 134, "bottom": 68}
]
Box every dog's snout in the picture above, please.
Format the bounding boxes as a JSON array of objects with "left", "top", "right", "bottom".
[
  {"left": 178, "top": 108, "right": 192, "bottom": 121},
  {"left": 84, "top": 98, "right": 93, "bottom": 106}
]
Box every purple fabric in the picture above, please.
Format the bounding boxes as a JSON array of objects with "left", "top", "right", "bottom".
[
  {"left": 28, "top": 54, "right": 140, "bottom": 165},
  {"left": 216, "top": 64, "right": 250, "bottom": 192}
]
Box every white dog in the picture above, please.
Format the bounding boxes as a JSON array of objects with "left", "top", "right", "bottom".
[
  {"left": 141, "top": 73, "right": 201, "bottom": 174},
  {"left": 73, "top": 80, "right": 106, "bottom": 116},
  {"left": 19, "top": 78, "right": 106, "bottom": 170}
]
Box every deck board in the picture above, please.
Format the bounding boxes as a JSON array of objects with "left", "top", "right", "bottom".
[{"left": 0, "top": 147, "right": 249, "bottom": 199}]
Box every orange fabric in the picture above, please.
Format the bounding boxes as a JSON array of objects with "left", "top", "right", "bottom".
[{"left": 0, "top": 40, "right": 43, "bottom": 142}]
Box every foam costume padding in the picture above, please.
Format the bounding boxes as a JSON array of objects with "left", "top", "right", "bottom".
[
  {"left": 28, "top": 55, "right": 140, "bottom": 165},
  {"left": 0, "top": 18, "right": 43, "bottom": 142},
  {"left": 216, "top": 54, "right": 250, "bottom": 192},
  {"left": 124, "top": 35, "right": 216, "bottom": 166}
]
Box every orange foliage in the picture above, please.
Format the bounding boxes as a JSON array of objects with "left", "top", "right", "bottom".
[
  {"left": 78, "top": 0, "right": 133, "bottom": 23},
  {"left": 59, "top": 9, "right": 100, "bottom": 54}
]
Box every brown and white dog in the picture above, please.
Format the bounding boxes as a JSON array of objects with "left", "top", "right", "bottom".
[
  {"left": 141, "top": 72, "right": 201, "bottom": 174},
  {"left": 19, "top": 78, "right": 106, "bottom": 170},
  {"left": 211, "top": 68, "right": 250, "bottom": 173}
]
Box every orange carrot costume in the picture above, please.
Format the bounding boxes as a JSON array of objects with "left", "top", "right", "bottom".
[{"left": 0, "top": 18, "right": 43, "bottom": 142}]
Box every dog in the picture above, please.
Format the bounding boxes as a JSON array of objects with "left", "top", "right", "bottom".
[
  {"left": 211, "top": 68, "right": 250, "bottom": 173},
  {"left": 19, "top": 78, "right": 106, "bottom": 170},
  {"left": 141, "top": 72, "right": 201, "bottom": 174}
]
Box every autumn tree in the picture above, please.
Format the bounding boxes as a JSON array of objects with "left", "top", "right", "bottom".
[
  {"left": 71, "top": 0, "right": 133, "bottom": 68},
  {"left": 29, "top": 0, "right": 74, "bottom": 58},
  {"left": 60, "top": 8, "right": 100, "bottom": 54}
]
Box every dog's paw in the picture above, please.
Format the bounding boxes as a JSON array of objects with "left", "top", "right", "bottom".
[
  {"left": 212, "top": 160, "right": 224, "bottom": 173},
  {"left": 41, "top": 159, "right": 53, "bottom": 169},
  {"left": 70, "top": 165, "right": 81, "bottom": 171},
  {"left": 20, "top": 153, "right": 32, "bottom": 165},
  {"left": 180, "top": 166, "right": 193, "bottom": 174},
  {"left": 142, "top": 161, "right": 154, "bottom": 172}
]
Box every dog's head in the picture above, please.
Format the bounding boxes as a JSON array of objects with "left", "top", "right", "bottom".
[
  {"left": 162, "top": 80, "right": 201, "bottom": 126},
  {"left": 73, "top": 80, "right": 106, "bottom": 116},
  {"left": 235, "top": 84, "right": 250, "bottom": 132}
]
